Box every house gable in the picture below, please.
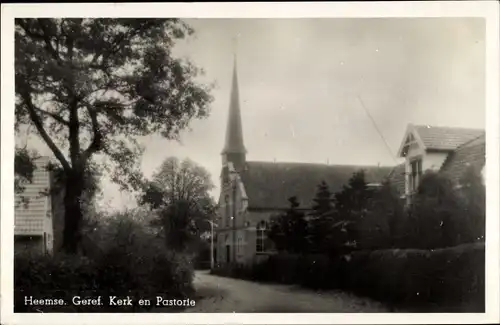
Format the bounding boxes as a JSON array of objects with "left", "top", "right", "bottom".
[
  {"left": 391, "top": 125, "right": 485, "bottom": 198},
  {"left": 396, "top": 124, "right": 427, "bottom": 158},
  {"left": 15, "top": 157, "right": 52, "bottom": 236},
  {"left": 14, "top": 156, "right": 63, "bottom": 255}
]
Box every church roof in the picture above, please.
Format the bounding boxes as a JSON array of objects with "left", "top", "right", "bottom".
[
  {"left": 241, "top": 161, "right": 393, "bottom": 210},
  {"left": 221, "top": 56, "right": 246, "bottom": 155}
]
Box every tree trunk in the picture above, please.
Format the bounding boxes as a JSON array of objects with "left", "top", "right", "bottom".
[{"left": 62, "top": 172, "right": 85, "bottom": 254}]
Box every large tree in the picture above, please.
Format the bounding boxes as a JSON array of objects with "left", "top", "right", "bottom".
[
  {"left": 331, "top": 170, "right": 372, "bottom": 253},
  {"left": 15, "top": 19, "right": 213, "bottom": 253},
  {"left": 268, "top": 196, "right": 309, "bottom": 254},
  {"left": 308, "top": 180, "right": 334, "bottom": 253},
  {"left": 360, "top": 180, "right": 405, "bottom": 249},
  {"left": 140, "top": 157, "right": 216, "bottom": 250}
]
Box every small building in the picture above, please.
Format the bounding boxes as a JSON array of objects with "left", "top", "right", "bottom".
[{"left": 14, "top": 156, "right": 64, "bottom": 256}]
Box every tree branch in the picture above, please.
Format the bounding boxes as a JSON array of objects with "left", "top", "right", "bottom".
[
  {"left": 34, "top": 106, "right": 70, "bottom": 125},
  {"left": 21, "top": 91, "right": 71, "bottom": 172},
  {"left": 81, "top": 106, "right": 103, "bottom": 163},
  {"left": 36, "top": 19, "right": 63, "bottom": 64},
  {"left": 66, "top": 96, "right": 83, "bottom": 172}
]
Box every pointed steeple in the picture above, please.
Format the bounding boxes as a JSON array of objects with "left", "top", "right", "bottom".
[{"left": 221, "top": 55, "right": 246, "bottom": 170}]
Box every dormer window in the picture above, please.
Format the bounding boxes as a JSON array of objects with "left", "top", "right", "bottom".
[{"left": 409, "top": 157, "right": 423, "bottom": 193}]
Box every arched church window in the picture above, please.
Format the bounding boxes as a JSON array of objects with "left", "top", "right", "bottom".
[
  {"left": 256, "top": 220, "right": 268, "bottom": 253},
  {"left": 225, "top": 195, "right": 230, "bottom": 227}
]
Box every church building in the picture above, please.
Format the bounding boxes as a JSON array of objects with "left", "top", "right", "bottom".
[
  {"left": 215, "top": 56, "right": 486, "bottom": 266},
  {"left": 215, "top": 59, "right": 392, "bottom": 265}
]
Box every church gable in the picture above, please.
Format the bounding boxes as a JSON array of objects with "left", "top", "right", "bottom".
[{"left": 240, "top": 161, "right": 392, "bottom": 210}]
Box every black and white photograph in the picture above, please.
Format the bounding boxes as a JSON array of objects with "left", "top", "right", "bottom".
[{"left": 1, "top": 2, "right": 499, "bottom": 324}]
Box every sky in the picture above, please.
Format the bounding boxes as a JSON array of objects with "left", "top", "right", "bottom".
[{"left": 19, "top": 18, "right": 486, "bottom": 211}]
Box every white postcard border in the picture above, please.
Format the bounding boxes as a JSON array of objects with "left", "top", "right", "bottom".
[{"left": 1, "top": 2, "right": 499, "bottom": 324}]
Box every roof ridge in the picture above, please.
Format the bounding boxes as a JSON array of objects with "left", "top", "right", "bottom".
[
  {"left": 413, "top": 124, "right": 485, "bottom": 132},
  {"left": 246, "top": 160, "right": 394, "bottom": 168},
  {"left": 454, "top": 133, "right": 486, "bottom": 151}
]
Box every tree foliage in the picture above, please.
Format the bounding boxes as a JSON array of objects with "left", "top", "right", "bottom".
[
  {"left": 361, "top": 180, "right": 405, "bottom": 249},
  {"left": 15, "top": 18, "right": 213, "bottom": 252},
  {"left": 308, "top": 181, "right": 334, "bottom": 253},
  {"left": 14, "top": 147, "right": 38, "bottom": 195},
  {"left": 268, "top": 196, "right": 309, "bottom": 254},
  {"left": 331, "top": 170, "right": 372, "bottom": 252},
  {"left": 406, "top": 171, "right": 465, "bottom": 249},
  {"left": 140, "top": 157, "right": 216, "bottom": 251},
  {"left": 141, "top": 157, "right": 214, "bottom": 208}
]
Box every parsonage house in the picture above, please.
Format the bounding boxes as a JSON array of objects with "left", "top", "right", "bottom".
[
  {"left": 216, "top": 58, "right": 486, "bottom": 266},
  {"left": 14, "top": 156, "right": 64, "bottom": 256}
]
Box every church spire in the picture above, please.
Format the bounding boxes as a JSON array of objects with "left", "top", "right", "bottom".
[{"left": 221, "top": 53, "right": 246, "bottom": 170}]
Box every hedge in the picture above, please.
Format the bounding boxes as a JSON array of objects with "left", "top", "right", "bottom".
[
  {"left": 344, "top": 242, "right": 485, "bottom": 311},
  {"left": 212, "top": 242, "right": 485, "bottom": 312}
]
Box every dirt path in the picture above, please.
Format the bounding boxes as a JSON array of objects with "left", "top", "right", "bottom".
[{"left": 183, "top": 270, "right": 392, "bottom": 313}]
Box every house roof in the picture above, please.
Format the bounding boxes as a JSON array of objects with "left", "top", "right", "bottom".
[
  {"left": 240, "top": 161, "right": 393, "bottom": 210},
  {"left": 413, "top": 125, "right": 484, "bottom": 151},
  {"left": 440, "top": 134, "right": 486, "bottom": 184},
  {"left": 15, "top": 156, "right": 52, "bottom": 235},
  {"left": 389, "top": 132, "right": 486, "bottom": 194}
]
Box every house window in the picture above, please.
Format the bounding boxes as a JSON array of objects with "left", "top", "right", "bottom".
[
  {"left": 237, "top": 237, "right": 242, "bottom": 254},
  {"left": 256, "top": 221, "right": 268, "bottom": 253},
  {"left": 409, "top": 158, "right": 423, "bottom": 193}
]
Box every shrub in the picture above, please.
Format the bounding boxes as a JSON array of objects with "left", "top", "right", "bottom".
[
  {"left": 210, "top": 263, "right": 253, "bottom": 279},
  {"left": 256, "top": 254, "right": 301, "bottom": 284},
  {"left": 15, "top": 252, "right": 98, "bottom": 312},
  {"left": 212, "top": 243, "right": 485, "bottom": 312},
  {"left": 14, "top": 211, "right": 194, "bottom": 313},
  {"left": 295, "top": 254, "right": 336, "bottom": 289},
  {"left": 425, "top": 242, "right": 485, "bottom": 310},
  {"left": 342, "top": 242, "right": 485, "bottom": 311}
]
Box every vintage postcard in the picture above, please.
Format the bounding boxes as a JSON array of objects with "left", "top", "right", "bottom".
[{"left": 1, "top": 1, "right": 499, "bottom": 325}]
